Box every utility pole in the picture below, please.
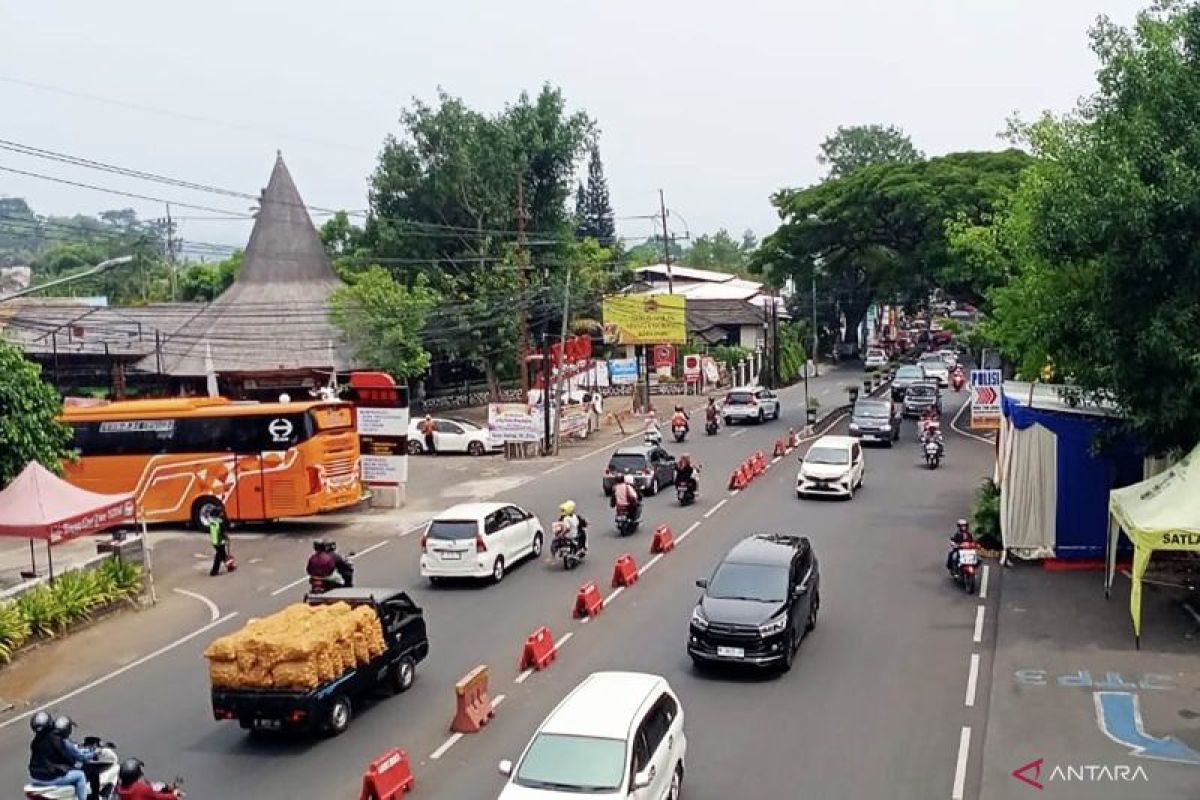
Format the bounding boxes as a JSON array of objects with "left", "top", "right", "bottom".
[
  {"left": 659, "top": 189, "right": 673, "bottom": 294},
  {"left": 811, "top": 272, "right": 819, "bottom": 378},
  {"left": 165, "top": 203, "right": 178, "bottom": 301},
  {"left": 550, "top": 268, "right": 573, "bottom": 455},
  {"left": 770, "top": 287, "right": 779, "bottom": 388},
  {"left": 517, "top": 177, "right": 531, "bottom": 395}
]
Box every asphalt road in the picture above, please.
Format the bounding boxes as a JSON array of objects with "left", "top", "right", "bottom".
[{"left": 0, "top": 375, "right": 996, "bottom": 800}]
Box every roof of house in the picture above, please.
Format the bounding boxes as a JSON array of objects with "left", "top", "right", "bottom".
[
  {"left": 686, "top": 297, "right": 768, "bottom": 332},
  {"left": 135, "top": 153, "right": 357, "bottom": 377},
  {"left": 1, "top": 299, "right": 203, "bottom": 360},
  {"left": 635, "top": 263, "right": 744, "bottom": 284}
]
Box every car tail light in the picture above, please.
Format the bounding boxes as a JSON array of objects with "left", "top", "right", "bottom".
[
  {"left": 288, "top": 710, "right": 307, "bottom": 723},
  {"left": 475, "top": 534, "right": 487, "bottom": 553},
  {"left": 420, "top": 533, "right": 429, "bottom": 553},
  {"left": 306, "top": 467, "right": 321, "bottom": 494},
  {"left": 213, "top": 708, "right": 234, "bottom": 720}
]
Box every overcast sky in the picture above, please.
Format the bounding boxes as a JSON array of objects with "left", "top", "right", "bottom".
[{"left": 0, "top": 0, "right": 1146, "bottom": 255}]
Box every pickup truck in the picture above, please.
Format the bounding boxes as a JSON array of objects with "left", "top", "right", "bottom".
[{"left": 211, "top": 587, "right": 430, "bottom": 736}]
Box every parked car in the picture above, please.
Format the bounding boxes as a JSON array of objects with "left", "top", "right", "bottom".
[
  {"left": 498, "top": 671, "right": 687, "bottom": 800},
  {"left": 863, "top": 348, "right": 888, "bottom": 370},
  {"left": 918, "top": 352, "right": 951, "bottom": 387},
  {"left": 688, "top": 534, "right": 820, "bottom": 672},
  {"left": 407, "top": 417, "right": 501, "bottom": 456},
  {"left": 722, "top": 385, "right": 781, "bottom": 424},
  {"left": 420, "top": 502, "right": 544, "bottom": 584},
  {"left": 849, "top": 398, "right": 900, "bottom": 445},
  {"left": 796, "top": 435, "right": 864, "bottom": 500},
  {"left": 891, "top": 364, "right": 928, "bottom": 400},
  {"left": 937, "top": 348, "right": 959, "bottom": 370},
  {"left": 902, "top": 381, "right": 942, "bottom": 417},
  {"left": 602, "top": 444, "right": 677, "bottom": 496}
]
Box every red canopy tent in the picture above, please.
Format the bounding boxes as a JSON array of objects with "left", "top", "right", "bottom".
[{"left": 0, "top": 462, "right": 135, "bottom": 579}]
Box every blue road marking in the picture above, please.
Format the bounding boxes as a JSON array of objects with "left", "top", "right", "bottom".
[{"left": 1094, "top": 691, "right": 1200, "bottom": 766}]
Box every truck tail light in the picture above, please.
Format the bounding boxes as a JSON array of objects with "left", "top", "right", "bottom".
[{"left": 475, "top": 534, "right": 487, "bottom": 553}]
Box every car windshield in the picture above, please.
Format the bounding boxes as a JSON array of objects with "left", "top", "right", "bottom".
[
  {"left": 908, "top": 385, "right": 936, "bottom": 398},
  {"left": 426, "top": 520, "right": 478, "bottom": 540},
  {"left": 707, "top": 562, "right": 790, "bottom": 602},
  {"left": 854, "top": 402, "right": 889, "bottom": 419},
  {"left": 896, "top": 366, "right": 924, "bottom": 379},
  {"left": 867, "top": 350, "right": 885, "bottom": 358},
  {"left": 608, "top": 453, "right": 648, "bottom": 472},
  {"left": 726, "top": 391, "right": 754, "bottom": 404},
  {"left": 514, "top": 733, "right": 627, "bottom": 792},
  {"left": 919, "top": 355, "right": 945, "bottom": 365},
  {"left": 806, "top": 446, "right": 849, "bottom": 465}
]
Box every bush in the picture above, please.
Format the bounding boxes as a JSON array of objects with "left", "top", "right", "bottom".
[
  {"left": 972, "top": 479, "right": 1002, "bottom": 550},
  {"left": 0, "top": 557, "right": 143, "bottom": 660}
]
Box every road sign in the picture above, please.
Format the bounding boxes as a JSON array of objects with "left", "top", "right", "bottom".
[{"left": 970, "top": 369, "right": 1003, "bottom": 430}]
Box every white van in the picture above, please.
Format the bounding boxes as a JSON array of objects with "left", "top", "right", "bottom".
[
  {"left": 498, "top": 671, "right": 687, "bottom": 799},
  {"left": 796, "top": 435, "right": 865, "bottom": 500}
]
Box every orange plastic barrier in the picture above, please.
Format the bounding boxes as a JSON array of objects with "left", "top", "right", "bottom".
[
  {"left": 773, "top": 438, "right": 787, "bottom": 457},
  {"left": 573, "top": 581, "right": 604, "bottom": 618},
  {"left": 519, "top": 626, "right": 557, "bottom": 671},
  {"left": 612, "top": 553, "right": 639, "bottom": 587},
  {"left": 651, "top": 524, "right": 676, "bottom": 554},
  {"left": 728, "top": 463, "right": 748, "bottom": 490},
  {"left": 753, "top": 451, "right": 767, "bottom": 475},
  {"left": 450, "top": 665, "right": 495, "bottom": 733},
  {"left": 359, "top": 748, "right": 414, "bottom": 800}
]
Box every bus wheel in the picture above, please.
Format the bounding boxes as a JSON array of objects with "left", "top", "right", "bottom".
[{"left": 191, "top": 497, "right": 225, "bottom": 530}]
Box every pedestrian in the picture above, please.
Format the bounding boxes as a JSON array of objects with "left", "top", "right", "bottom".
[
  {"left": 421, "top": 414, "right": 437, "bottom": 455},
  {"left": 208, "top": 510, "right": 231, "bottom": 576}
]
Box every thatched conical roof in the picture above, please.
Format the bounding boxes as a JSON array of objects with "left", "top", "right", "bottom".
[{"left": 142, "top": 153, "right": 356, "bottom": 377}]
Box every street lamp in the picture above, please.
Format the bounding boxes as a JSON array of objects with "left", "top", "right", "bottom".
[{"left": 0, "top": 255, "right": 135, "bottom": 304}]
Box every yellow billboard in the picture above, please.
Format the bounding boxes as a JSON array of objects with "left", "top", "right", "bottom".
[{"left": 602, "top": 293, "right": 687, "bottom": 345}]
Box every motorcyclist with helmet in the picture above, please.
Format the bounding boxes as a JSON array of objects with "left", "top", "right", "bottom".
[
  {"left": 610, "top": 476, "right": 642, "bottom": 525},
  {"left": 27, "top": 712, "right": 93, "bottom": 800},
  {"left": 306, "top": 539, "right": 354, "bottom": 590},
  {"left": 116, "top": 759, "right": 181, "bottom": 800},
  {"left": 947, "top": 519, "right": 975, "bottom": 571},
  {"left": 704, "top": 398, "right": 719, "bottom": 431},
  {"left": 674, "top": 453, "right": 699, "bottom": 496},
  {"left": 671, "top": 405, "right": 690, "bottom": 436},
  {"left": 556, "top": 500, "right": 588, "bottom": 554}
]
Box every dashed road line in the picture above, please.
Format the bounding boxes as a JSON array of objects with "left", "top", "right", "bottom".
[
  {"left": 704, "top": 498, "right": 729, "bottom": 518},
  {"left": 638, "top": 553, "right": 664, "bottom": 577},
  {"left": 514, "top": 668, "right": 533, "bottom": 685},
  {"left": 430, "top": 733, "right": 462, "bottom": 760},
  {"left": 771, "top": 455, "right": 782, "bottom": 464},
  {"left": 978, "top": 565, "right": 989, "bottom": 599},
  {"left": 676, "top": 521, "right": 701, "bottom": 544},
  {"left": 604, "top": 585, "right": 626, "bottom": 605},
  {"left": 972, "top": 605, "right": 985, "bottom": 643},
  {"left": 271, "top": 538, "right": 391, "bottom": 596},
  {"left": 730, "top": 429, "right": 747, "bottom": 438},
  {"left": 952, "top": 726, "right": 971, "bottom": 799},
  {"left": 965, "top": 653, "right": 980, "bottom": 708}
]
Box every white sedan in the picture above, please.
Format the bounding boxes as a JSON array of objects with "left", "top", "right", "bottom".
[
  {"left": 420, "top": 502, "right": 544, "bottom": 584},
  {"left": 408, "top": 416, "right": 502, "bottom": 456}
]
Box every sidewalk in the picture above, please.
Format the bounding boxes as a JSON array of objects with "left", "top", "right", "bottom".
[{"left": 980, "top": 565, "right": 1200, "bottom": 799}]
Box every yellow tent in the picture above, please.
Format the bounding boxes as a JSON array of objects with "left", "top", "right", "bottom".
[{"left": 1106, "top": 444, "right": 1200, "bottom": 647}]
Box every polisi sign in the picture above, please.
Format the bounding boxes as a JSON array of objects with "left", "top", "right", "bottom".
[{"left": 970, "top": 369, "right": 1002, "bottom": 430}]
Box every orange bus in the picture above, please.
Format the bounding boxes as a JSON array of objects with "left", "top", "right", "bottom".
[{"left": 61, "top": 397, "right": 363, "bottom": 528}]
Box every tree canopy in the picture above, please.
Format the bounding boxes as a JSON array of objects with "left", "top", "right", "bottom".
[
  {"left": 575, "top": 145, "right": 616, "bottom": 246},
  {"left": 982, "top": 0, "right": 1200, "bottom": 453},
  {"left": 0, "top": 342, "right": 73, "bottom": 486},
  {"left": 817, "top": 124, "right": 923, "bottom": 179},
  {"left": 330, "top": 266, "right": 437, "bottom": 380}
]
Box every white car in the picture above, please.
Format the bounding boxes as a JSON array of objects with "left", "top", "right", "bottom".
[
  {"left": 917, "top": 353, "right": 951, "bottom": 387},
  {"left": 498, "top": 671, "right": 687, "bottom": 800},
  {"left": 937, "top": 349, "right": 959, "bottom": 370},
  {"left": 796, "top": 435, "right": 865, "bottom": 500},
  {"left": 420, "top": 502, "right": 543, "bottom": 583},
  {"left": 863, "top": 348, "right": 888, "bottom": 369},
  {"left": 408, "top": 416, "right": 501, "bottom": 456},
  {"left": 722, "top": 385, "right": 781, "bottom": 424}
]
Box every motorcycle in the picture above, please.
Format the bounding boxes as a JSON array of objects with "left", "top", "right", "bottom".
[
  {"left": 24, "top": 737, "right": 123, "bottom": 800},
  {"left": 705, "top": 417, "right": 719, "bottom": 435},
  {"left": 952, "top": 368, "right": 965, "bottom": 392},
  {"left": 615, "top": 507, "right": 640, "bottom": 537},
  {"left": 550, "top": 534, "right": 586, "bottom": 570},
  {"left": 949, "top": 542, "right": 979, "bottom": 594},
  {"left": 643, "top": 428, "right": 663, "bottom": 446},
  {"left": 923, "top": 437, "right": 942, "bottom": 469},
  {"left": 675, "top": 479, "right": 697, "bottom": 506},
  {"left": 672, "top": 423, "right": 688, "bottom": 443}
]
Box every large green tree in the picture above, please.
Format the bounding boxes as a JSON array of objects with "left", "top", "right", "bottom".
[
  {"left": 681, "top": 228, "right": 757, "bottom": 271},
  {"left": 178, "top": 251, "right": 241, "bottom": 301},
  {"left": 364, "top": 85, "right": 594, "bottom": 396},
  {"left": 330, "top": 266, "right": 436, "bottom": 380},
  {"left": 0, "top": 342, "right": 73, "bottom": 486},
  {"left": 817, "top": 124, "right": 924, "bottom": 179},
  {"left": 575, "top": 145, "right": 616, "bottom": 245},
  {"left": 756, "top": 149, "right": 1031, "bottom": 348},
  {"left": 984, "top": 1, "right": 1200, "bottom": 453}
]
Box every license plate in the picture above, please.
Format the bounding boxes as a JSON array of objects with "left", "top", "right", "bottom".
[
  {"left": 959, "top": 550, "right": 979, "bottom": 566},
  {"left": 717, "top": 646, "right": 744, "bottom": 658},
  {"left": 439, "top": 551, "right": 462, "bottom": 560},
  {"left": 253, "top": 719, "right": 282, "bottom": 730}
]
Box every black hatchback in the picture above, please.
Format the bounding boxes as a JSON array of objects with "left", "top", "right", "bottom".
[
  {"left": 602, "top": 444, "right": 677, "bottom": 496},
  {"left": 688, "top": 534, "right": 820, "bottom": 672}
]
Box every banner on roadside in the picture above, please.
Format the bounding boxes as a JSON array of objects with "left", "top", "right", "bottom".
[
  {"left": 610, "top": 358, "right": 639, "bottom": 385},
  {"left": 602, "top": 293, "right": 687, "bottom": 345},
  {"left": 487, "top": 403, "right": 540, "bottom": 443}
]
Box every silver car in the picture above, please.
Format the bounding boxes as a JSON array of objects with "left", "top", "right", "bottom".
[
  {"left": 917, "top": 353, "right": 950, "bottom": 387},
  {"left": 722, "top": 386, "right": 781, "bottom": 425}
]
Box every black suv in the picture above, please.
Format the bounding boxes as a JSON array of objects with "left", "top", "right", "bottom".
[
  {"left": 602, "top": 444, "right": 677, "bottom": 496},
  {"left": 688, "top": 534, "right": 820, "bottom": 672}
]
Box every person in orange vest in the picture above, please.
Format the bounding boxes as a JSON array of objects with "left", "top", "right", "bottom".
[{"left": 421, "top": 414, "right": 436, "bottom": 455}]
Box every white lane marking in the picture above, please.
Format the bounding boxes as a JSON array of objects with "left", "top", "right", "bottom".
[
  {"left": 0, "top": 612, "right": 239, "bottom": 730},
  {"left": 172, "top": 588, "right": 220, "bottom": 622},
  {"left": 979, "top": 565, "right": 989, "bottom": 599},
  {"left": 543, "top": 463, "right": 567, "bottom": 475},
  {"left": 972, "top": 605, "right": 986, "bottom": 643},
  {"left": 604, "top": 585, "right": 626, "bottom": 605},
  {"left": 400, "top": 523, "right": 427, "bottom": 537},
  {"left": 638, "top": 553, "right": 664, "bottom": 577},
  {"left": 727, "top": 489, "right": 740, "bottom": 497},
  {"left": 514, "top": 668, "right": 533, "bottom": 685},
  {"left": 676, "top": 521, "right": 701, "bottom": 544},
  {"left": 493, "top": 693, "right": 507, "bottom": 708},
  {"left": 952, "top": 726, "right": 971, "bottom": 800},
  {"left": 430, "top": 732, "right": 463, "bottom": 760},
  {"left": 704, "top": 498, "right": 729, "bottom": 519},
  {"left": 771, "top": 456, "right": 782, "bottom": 464},
  {"left": 271, "top": 538, "right": 391, "bottom": 596},
  {"left": 965, "top": 653, "right": 980, "bottom": 708},
  {"left": 556, "top": 631, "right": 574, "bottom": 650},
  {"left": 730, "top": 429, "right": 747, "bottom": 438},
  {"left": 951, "top": 396, "right": 995, "bottom": 445}
]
